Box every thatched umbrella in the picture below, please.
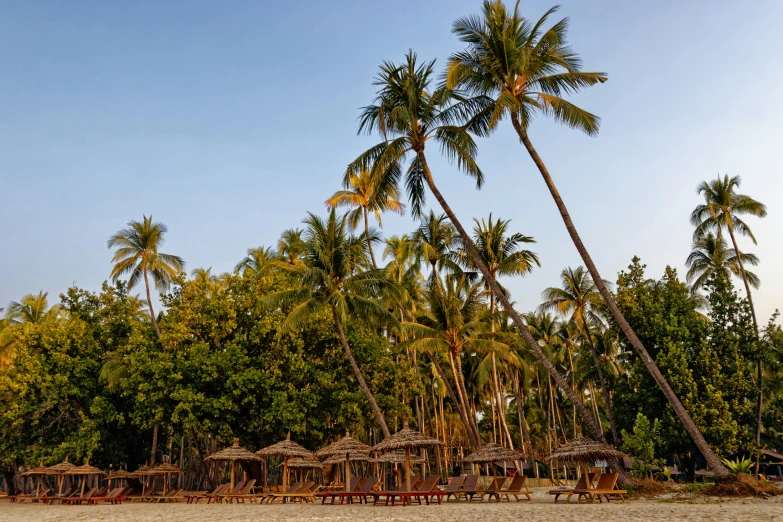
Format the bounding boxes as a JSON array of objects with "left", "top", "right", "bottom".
[
  {"left": 205, "top": 438, "right": 261, "bottom": 493},
  {"left": 463, "top": 443, "right": 526, "bottom": 476},
  {"left": 21, "top": 463, "right": 49, "bottom": 496},
  {"left": 63, "top": 461, "right": 106, "bottom": 496},
  {"left": 107, "top": 469, "right": 136, "bottom": 487},
  {"left": 46, "top": 459, "right": 76, "bottom": 495},
  {"left": 317, "top": 436, "right": 371, "bottom": 492},
  {"left": 372, "top": 426, "right": 443, "bottom": 491},
  {"left": 149, "top": 462, "right": 184, "bottom": 495},
  {"left": 256, "top": 434, "right": 313, "bottom": 493},
  {"left": 546, "top": 437, "right": 628, "bottom": 492},
  {"left": 283, "top": 457, "right": 322, "bottom": 483}
]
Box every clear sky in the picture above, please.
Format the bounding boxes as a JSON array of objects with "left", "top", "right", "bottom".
[{"left": 1, "top": 0, "right": 781, "bottom": 323}]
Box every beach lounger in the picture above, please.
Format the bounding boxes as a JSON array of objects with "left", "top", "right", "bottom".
[
  {"left": 264, "top": 481, "right": 313, "bottom": 504},
  {"left": 547, "top": 473, "right": 596, "bottom": 503},
  {"left": 184, "top": 483, "right": 227, "bottom": 504},
  {"left": 456, "top": 476, "right": 501, "bottom": 502},
  {"left": 316, "top": 476, "right": 362, "bottom": 504},
  {"left": 450, "top": 474, "right": 478, "bottom": 502},
  {"left": 371, "top": 475, "right": 433, "bottom": 506},
  {"left": 12, "top": 488, "right": 50, "bottom": 504},
  {"left": 438, "top": 475, "right": 465, "bottom": 502},
  {"left": 127, "top": 484, "right": 156, "bottom": 503},
  {"left": 86, "top": 487, "right": 129, "bottom": 505},
  {"left": 222, "top": 479, "right": 257, "bottom": 503},
  {"left": 260, "top": 481, "right": 304, "bottom": 504},
  {"left": 150, "top": 488, "right": 185, "bottom": 503},
  {"left": 61, "top": 487, "right": 98, "bottom": 505},
  {"left": 329, "top": 477, "right": 378, "bottom": 504},
  {"left": 269, "top": 482, "right": 321, "bottom": 504},
  {"left": 496, "top": 475, "right": 532, "bottom": 502},
  {"left": 574, "top": 472, "right": 626, "bottom": 503}
]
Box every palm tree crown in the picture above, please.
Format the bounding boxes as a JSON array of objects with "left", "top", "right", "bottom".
[
  {"left": 686, "top": 233, "right": 760, "bottom": 292},
  {"left": 540, "top": 266, "right": 604, "bottom": 330},
  {"left": 691, "top": 174, "right": 767, "bottom": 244}
]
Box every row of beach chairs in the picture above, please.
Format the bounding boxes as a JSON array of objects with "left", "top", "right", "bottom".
[{"left": 547, "top": 472, "right": 626, "bottom": 503}]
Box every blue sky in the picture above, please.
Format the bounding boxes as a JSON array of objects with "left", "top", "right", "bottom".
[{"left": 1, "top": 0, "right": 781, "bottom": 323}]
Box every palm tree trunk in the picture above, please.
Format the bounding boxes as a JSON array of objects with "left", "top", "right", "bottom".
[
  {"left": 726, "top": 226, "right": 763, "bottom": 474},
  {"left": 583, "top": 327, "right": 620, "bottom": 447},
  {"left": 150, "top": 423, "right": 159, "bottom": 465},
  {"left": 363, "top": 207, "right": 378, "bottom": 269},
  {"left": 489, "top": 294, "right": 514, "bottom": 448},
  {"left": 449, "top": 349, "right": 482, "bottom": 446},
  {"left": 416, "top": 150, "right": 605, "bottom": 446},
  {"left": 143, "top": 270, "right": 162, "bottom": 338},
  {"left": 330, "top": 303, "right": 390, "bottom": 438},
  {"left": 510, "top": 120, "right": 732, "bottom": 481},
  {"left": 431, "top": 354, "right": 480, "bottom": 449}
]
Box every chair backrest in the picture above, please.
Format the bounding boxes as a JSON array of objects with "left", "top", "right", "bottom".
[
  {"left": 357, "top": 477, "right": 378, "bottom": 494},
  {"left": 416, "top": 475, "right": 440, "bottom": 493},
  {"left": 83, "top": 487, "right": 98, "bottom": 498},
  {"left": 60, "top": 488, "right": 73, "bottom": 498},
  {"left": 242, "top": 479, "right": 256, "bottom": 494},
  {"left": 573, "top": 472, "right": 596, "bottom": 490},
  {"left": 485, "top": 477, "right": 503, "bottom": 492},
  {"left": 411, "top": 476, "right": 424, "bottom": 490},
  {"left": 444, "top": 475, "right": 465, "bottom": 492},
  {"left": 505, "top": 475, "right": 526, "bottom": 491},
  {"left": 462, "top": 474, "right": 479, "bottom": 491},
  {"left": 595, "top": 472, "right": 618, "bottom": 490},
  {"left": 300, "top": 481, "right": 315, "bottom": 493},
  {"left": 287, "top": 481, "right": 304, "bottom": 494},
  {"left": 231, "top": 480, "right": 246, "bottom": 495},
  {"left": 347, "top": 476, "right": 362, "bottom": 492}
]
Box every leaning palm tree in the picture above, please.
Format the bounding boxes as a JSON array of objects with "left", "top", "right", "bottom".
[
  {"left": 260, "top": 210, "right": 397, "bottom": 438},
  {"left": 107, "top": 216, "right": 185, "bottom": 338},
  {"left": 540, "top": 266, "right": 620, "bottom": 447},
  {"left": 347, "top": 50, "right": 607, "bottom": 450},
  {"left": 686, "top": 232, "right": 760, "bottom": 293},
  {"left": 691, "top": 173, "right": 766, "bottom": 466},
  {"left": 326, "top": 169, "right": 405, "bottom": 268},
  {"left": 447, "top": 1, "right": 730, "bottom": 479}
]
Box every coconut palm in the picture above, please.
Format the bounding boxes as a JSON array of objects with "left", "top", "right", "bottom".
[
  {"left": 348, "top": 50, "right": 607, "bottom": 448},
  {"left": 686, "top": 232, "right": 760, "bottom": 293},
  {"left": 191, "top": 267, "right": 217, "bottom": 285},
  {"left": 107, "top": 216, "right": 185, "bottom": 338},
  {"left": 0, "top": 292, "right": 63, "bottom": 368},
  {"left": 235, "top": 246, "right": 277, "bottom": 278},
  {"left": 278, "top": 228, "right": 307, "bottom": 265},
  {"left": 540, "top": 266, "right": 620, "bottom": 446},
  {"left": 691, "top": 174, "right": 767, "bottom": 465},
  {"left": 260, "top": 210, "right": 397, "bottom": 438},
  {"left": 447, "top": 1, "right": 729, "bottom": 479},
  {"left": 414, "top": 211, "right": 458, "bottom": 286},
  {"left": 383, "top": 234, "right": 424, "bottom": 320},
  {"left": 326, "top": 169, "right": 405, "bottom": 268}
]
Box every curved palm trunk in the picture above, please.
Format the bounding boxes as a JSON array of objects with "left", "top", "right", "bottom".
[
  {"left": 143, "top": 270, "right": 162, "bottom": 338},
  {"left": 363, "top": 207, "right": 378, "bottom": 269},
  {"left": 433, "top": 353, "right": 481, "bottom": 449},
  {"left": 511, "top": 118, "right": 731, "bottom": 480},
  {"left": 583, "top": 327, "right": 620, "bottom": 448},
  {"left": 450, "top": 348, "right": 482, "bottom": 446},
  {"left": 416, "top": 150, "right": 604, "bottom": 444},
  {"left": 726, "top": 226, "right": 763, "bottom": 474},
  {"left": 489, "top": 295, "right": 514, "bottom": 448},
  {"left": 330, "top": 303, "right": 391, "bottom": 438}
]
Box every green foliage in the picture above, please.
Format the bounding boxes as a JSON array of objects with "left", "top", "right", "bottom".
[
  {"left": 721, "top": 456, "right": 753, "bottom": 474},
  {"left": 621, "top": 413, "right": 665, "bottom": 479}
]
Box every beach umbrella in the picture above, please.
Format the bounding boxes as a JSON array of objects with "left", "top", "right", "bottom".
[
  {"left": 463, "top": 443, "right": 526, "bottom": 477},
  {"left": 282, "top": 457, "right": 323, "bottom": 483},
  {"left": 107, "top": 469, "right": 136, "bottom": 487},
  {"left": 256, "top": 434, "right": 313, "bottom": 493},
  {"left": 21, "top": 463, "right": 49, "bottom": 496},
  {"left": 545, "top": 437, "right": 627, "bottom": 493},
  {"left": 370, "top": 451, "right": 426, "bottom": 464},
  {"left": 205, "top": 438, "right": 261, "bottom": 493},
  {"left": 317, "top": 436, "right": 371, "bottom": 492},
  {"left": 63, "top": 461, "right": 106, "bottom": 496},
  {"left": 372, "top": 426, "right": 443, "bottom": 491},
  {"left": 149, "top": 462, "right": 184, "bottom": 495},
  {"left": 46, "top": 459, "right": 76, "bottom": 495}
]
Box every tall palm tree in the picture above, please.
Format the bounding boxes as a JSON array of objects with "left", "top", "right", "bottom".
[
  {"left": 326, "top": 169, "right": 405, "bottom": 268},
  {"left": 383, "top": 234, "right": 424, "bottom": 320},
  {"left": 414, "top": 211, "right": 459, "bottom": 286},
  {"left": 107, "top": 216, "right": 185, "bottom": 338},
  {"left": 260, "top": 210, "right": 397, "bottom": 438},
  {"left": 447, "top": 1, "right": 730, "bottom": 479},
  {"left": 691, "top": 173, "right": 767, "bottom": 466},
  {"left": 541, "top": 267, "right": 620, "bottom": 447},
  {"left": 686, "top": 232, "right": 760, "bottom": 293},
  {"left": 278, "top": 228, "right": 307, "bottom": 265},
  {"left": 235, "top": 246, "right": 277, "bottom": 278},
  {"left": 191, "top": 267, "right": 216, "bottom": 285},
  {"left": 348, "top": 51, "right": 608, "bottom": 450},
  {"left": 1, "top": 292, "right": 63, "bottom": 367}
]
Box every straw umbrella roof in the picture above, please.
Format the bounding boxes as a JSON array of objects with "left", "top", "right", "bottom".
[
  {"left": 132, "top": 465, "right": 153, "bottom": 476},
  {"left": 46, "top": 461, "right": 76, "bottom": 474},
  {"left": 463, "top": 443, "right": 526, "bottom": 464},
  {"left": 371, "top": 451, "right": 426, "bottom": 464},
  {"left": 205, "top": 438, "right": 261, "bottom": 462},
  {"left": 323, "top": 452, "right": 370, "bottom": 465},
  {"left": 150, "top": 463, "right": 184, "bottom": 474},
  {"left": 256, "top": 437, "right": 313, "bottom": 459},
  {"left": 63, "top": 463, "right": 106, "bottom": 476},
  {"left": 545, "top": 437, "right": 627, "bottom": 463},
  {"left": 21, "top": 465, "right": 51, "bottom": 476},
  {"left": 316, "top": 436, "right": 371, "bottom": 457},
  {"left": 371, "top": 428, "right": 443, "bottom": 453},
  {"left": 107, "top": 470, "right": 136, "bottom": 480},
  {"left": 283, "top": 457, "right": 323, "bottom": 470}
]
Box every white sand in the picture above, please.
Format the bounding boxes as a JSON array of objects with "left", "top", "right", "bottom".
[{"left": 2, "top": 488, "right": 782, "bottom": 521}]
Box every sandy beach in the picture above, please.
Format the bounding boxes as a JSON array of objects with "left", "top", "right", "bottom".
[{"left": 2, "top": 489, "right": 782, "bottom": 522}]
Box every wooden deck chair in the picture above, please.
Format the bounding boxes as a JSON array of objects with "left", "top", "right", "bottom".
[
  {"left": 185, "top": 483, "right": 226, "bottom": 504},
  {"left": 497, "top": 475, "right": 532, "bottom": 502},
  {"left": 547, "top": 472, "right": 596, "bottom": 503},
  {"left": 224, "top": 479, "right": 257, "bottom": 503},
  {"left": 575, "top": 472, "right": 626, "bottom": 503},
  {"left": 453, "top": 474, "right": 479, "bottom": 501},
  {"left": 481, "top": 477, "right": 505, "bottom": 502},
  {"left": 441, "top": 475, "right": 466, "bottom": 502},
  {"left": 316, "top": 476, "right": 362, "bottom": 504},
  {"left": 261, "top": 481, "right": 305, "bottom": 504}
]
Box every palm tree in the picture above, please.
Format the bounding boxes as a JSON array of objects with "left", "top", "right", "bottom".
[
  {"left": 447, "top": 1, "right": 730, "bottom": 479},
  {"left": 1, "top": 292, "right": 63, "bottom": 367},
  {"left": 107, "top": 216, "right": 185, "bottom": 338},
  {"left": 455, "top": 214, "right": 539, "bottom": 445},
  {"left": 686, "top": 232, "right": 760, "bottom": 293},
  {"left": 348, "top": 50, "right": 608, "bottom": 449},
  {"left": 691, "top": 173, "right": 767, "bottom": 468},
  {"left": 260, "top": 210, "right": 397, "bottom": 438},
  {"left": 235, "top": 246, "right": 277, "bottom": 278},
  {"left": 326, "top": 169, "right": 405, "bottom": 268},
  {"left": 278, "top": 228, "right": 307, "bottom": 265},
  {"left": 383, "top": 234, "right": 424, "bottom": 320},
  {"left": 541, "top": 267, "right": 620, "bottom": 447},
  {"left": 191, "top": 267, "right": 217, "bottom": 285},
  {"left": 414, "top": 211, "right": 458, "bottom": 286}
]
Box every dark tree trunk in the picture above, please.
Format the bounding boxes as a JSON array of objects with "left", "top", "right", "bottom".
[
  {"left": 150, "top": 423, "right": 159, "bottom": 465},
  {"left": 431, "top": 354, "right": 481, "bottom": 449},
  {"left": 331, "top": 304, "right": 391, "bottom": 438},
  {"left": 510, "top": 115, "right": 731, "bottom": 481}
]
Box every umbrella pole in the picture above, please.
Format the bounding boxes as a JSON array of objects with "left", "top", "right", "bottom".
[
  {"left": 80, "top": 475, "right": 85, "bottom": 497},
  {"left": 230, "top": 461, "right": 235, "bottom": 493},
  {"left": 582, "top": 460, "right": 591, "bottom": 491},
  {"left": 282, "top": 457, "right": 288, "bottom": 493},
  {"left": 405, "top": 449, "right": 411, "bottom": 492},
  {"left": 58, "top": 475, "right": 63, "bottom": 496},
  {"left": 344, "top": 454, "right": 351, "bottom": 493}
]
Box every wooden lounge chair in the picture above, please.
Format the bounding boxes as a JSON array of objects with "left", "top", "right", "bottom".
[
  {"left": 547, "top": 473, "right": 596, "bottom": 503},
  {"left": 456, "top": 476, "right": 501, "bottom": 502},
  {"left": 260, "top": 481, "right": 304, "bottom": 504},
  {"left": 497, "top": 475, "right": 532, "bottom": 502},
  {"left": 574, "top": 472, "right": 626, "bottom": 503},
  {"left": 184, "top": 483, "right": 227, "bottom": 504},
  {"left": 14, "top": 488, "right": 50, "bottom": 504},
  {"left": 87, "top": 487, "right": 128, "bottom": 505},
  {"left": 438, "top": 475, "right": 465, "bottom": 502},
  {"left": 264, "top": 481, "right": 313, "bottom": 504},
  {"left": 62, "top": 487, "right": 98, "bottom": 505},
  {"left": 409, "top": 474, "right": 443, "bottom": 505},
  {"left": 127, "top": 484, "right": 156, "bottom": 503},
  {"left": 270, "top": 482, "right": 321, "bottom": 504},
  {"left": 329, "top": 477, "right": 378, "bottom": 505},
  {"left": 372, "top": 475, "right": 434, "bottom": 506},
  {"left": 316, "top": 476, "right": 362, "bottom": 504},
  {"left": 450, "top": 474, "right": 478, "bottom": 502},
  {"left": 150, "top": 488, "right": 185, "bottom": 503},
  {"left": 222, "top": 479, "right": 257, "bottom": 503}
]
